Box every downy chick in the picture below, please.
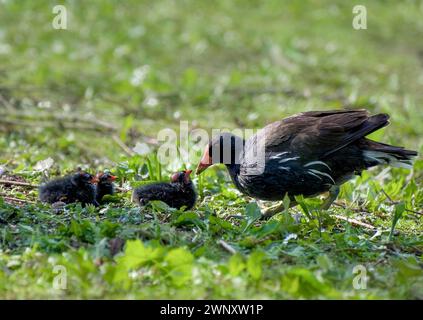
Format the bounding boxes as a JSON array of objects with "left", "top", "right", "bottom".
[
  {"left": 132, "top": 170, "right": 196, "bottom": 210},
  {"left": 39, "top": 171, "right": 99, "bottom": 206},
  {"left": 96, "top": 172, "right": 117, "bottom": 203}
]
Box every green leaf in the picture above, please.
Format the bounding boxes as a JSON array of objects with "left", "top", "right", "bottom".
[
  {"left": 228, "top": 254, "right": 245, "bottom": 276},
  {"left": 117, "top": 240, "right": 163, "bottom": 270},
  {"left": 283, "top": 193, "right": 291, "bottom": 213},
  {"left": 247, "top": 251, "right": 265, "bottom": 280},
  {"left": 243, "top": 202, "right": 261, "bottom": 233},
  {"left": 164, "top": 248, "right": 194, "bottom": 286},
  {"left": 389, "top": 202, "right": 405, "bottom": 241},
  {"left": 149, "top": 200, "right": 173, "bottom": 212},
  {"left": 173, "top": 212, "right": 205, "bottom": 228},
  {"left": 294, "top": 195, "right": 312, "bottom": 220},
  {"left": 280, "top": 268, "right": 335, "bottom": 298},
  {"left": 316, "top": 254, "right": 332, "bottom": 271}
]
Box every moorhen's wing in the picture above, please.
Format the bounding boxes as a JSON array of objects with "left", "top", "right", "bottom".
[{"left": 256, "top": 109, "right": 389, "bottom": 159}]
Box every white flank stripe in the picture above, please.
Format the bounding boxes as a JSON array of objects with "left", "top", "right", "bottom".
[
  {"left": 308, "top": 169, "right": 336, "bottom": 184},
  {"left": 364, "top": 150, "right": 414, "bottom": 169},
  {"left": 390, "top": 161, "right": 413, "bottom": 169},
  {"left": 269, "top": 152, "right": 289, "bottom": 160},
  {"left": 304, "top": 161, "right": 332, "bottom": 171},
  {"left": 278, "top": 156, "right": 300, "bottom": 164},
  {"left": 307, "top": 170, "right": 322, "bottom": 180},
  {"left": 366, "top": 155, "right": 384, "bottom": 164},
  {"left": 279, "top": 166, "right": 290, "bottom": 171}
]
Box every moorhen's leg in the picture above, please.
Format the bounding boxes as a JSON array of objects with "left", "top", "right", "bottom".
[
  {"left": 261, "top": 200, "right": 297, "bottom": 220},
  {"left": 256, "top": 200, "right": 275, "bottom": 212},
  {"left": 321, "top": 185, "right": 340, "bottom": 210}
]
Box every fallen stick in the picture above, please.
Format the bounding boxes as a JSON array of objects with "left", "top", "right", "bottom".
[
  {"left": 0, "top": 118, "right": 112, "bottom": 133},
  {"left": 0, "top": 111, "right": 117, "bottom": 132},
  {"left": 112, "top": 135, "right": 135, "bottom": 156},
  {"left": 115, "top": 186, "right": 131, "bottom": 193},
  {"left": 0, "top": 194, "right": 36, "bottom": 204},
  {"left": 404, "top": 208, "right": 423, "bottom": 216},
  {"left": 218, "top": 239, "right": 237, "bottom": 254},
  {"left": 0, "top": 179, "right": 38, "bottom": 188},
  {"left": 381, "top": 188, "right": 395, "bottom": 204},
  {"left": 331, "top": 214, "right": 376, "bottom": 230},
  {"left": 333, "top": 202, "right": 363, "bottom": 213}
]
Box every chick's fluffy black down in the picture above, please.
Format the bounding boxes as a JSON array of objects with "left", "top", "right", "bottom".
[
  {"left": 96, "top": 181, "right": 115, "bottom": 203},
  {"left": 39, "top": 173, "right": 98, "bottom": 206},
  {"left": 132, "top": 181, "right": 196, "bottom": 210}
]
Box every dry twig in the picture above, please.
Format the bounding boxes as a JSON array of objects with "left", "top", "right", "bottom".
[
  {"left": 331, "top": 214, "right": 376, "bottom": 230},
  {"left": 0, "top": 193, "right": 36, "bottom": 204},
  {"left": 218, "top": 239, "right": 237, "bottom": 254},
  {"left": 0, "top": 179, "right": 38, "bottom": 188},
  {"left": 112, "top": 135, "right": 135, "bottom": 156}
]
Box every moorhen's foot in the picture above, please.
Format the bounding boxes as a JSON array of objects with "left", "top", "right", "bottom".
[
  {"left": 260, "top": 200, "right": 298, "bottom": 220},
  {"left": 320, "top": 185, "right": 340, "bottom": 210},
  {"left": 52, "top": 201, "right": 66, "bottom": 208},
  {"left": 261, "top": 202, "right": 283, "bottom": 219},
  {"left": 51, "top": 201, "right": 66, "bottom": 214}
]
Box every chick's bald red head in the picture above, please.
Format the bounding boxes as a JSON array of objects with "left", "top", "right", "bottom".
[
  {"left": 96, "top": 172, "right": 117, "bottom": 183},
  {"left": 171, "top": 169, "right": 192, "bottom": 184}
]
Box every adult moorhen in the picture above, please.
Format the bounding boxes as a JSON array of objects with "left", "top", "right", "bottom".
[
  {"left": 132, "top": 170, "right": 197, "bottom": 210},
  {"left": 39, "top": 171, "right": 99, "bottom": 206},
  {"left": 196, "top": 109, "right": 417, "bottom": 216},
  {"left": 96, "top": 172, "right": 117, "bottom": 203}
]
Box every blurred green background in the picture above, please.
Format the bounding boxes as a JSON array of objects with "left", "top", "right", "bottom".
[
  {"left": 0, "top": 0, "right": 422, "bottom": 168},
  {"left": 0, "top": 0, "right": 422, "bottom": 299}
]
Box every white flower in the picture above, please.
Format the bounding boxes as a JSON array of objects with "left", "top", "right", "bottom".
[
  {"left": 130, "top": 65, "right": 150, "bottom": 86},
  {"left": 283, "top": 233, "right": 297, "bottom": 245},
  {"left": 34, "top": 157, "right": 54, "bottom": 172},
  {"left": 133, "top": 142, "right": 150, "bottom": 155}
]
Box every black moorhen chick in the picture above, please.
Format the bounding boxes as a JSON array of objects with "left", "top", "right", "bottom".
[
  {"left": 196, "top": 109, "right": 417, "bottom": 216},
  {"left": 96, "top": 172, "right": 117, "bottom": 203},
  {"left": 132, "top": 170, "right": 197, "bottom": 210},
  {"left": 39, "top": 171, "right": 99, "bottom": 206}
]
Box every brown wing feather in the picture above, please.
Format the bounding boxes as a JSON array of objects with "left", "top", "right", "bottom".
[{"left": 259, "top": 109, "right": 389, "bottom": 159}]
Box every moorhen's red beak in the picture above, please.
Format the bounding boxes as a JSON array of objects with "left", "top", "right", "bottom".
[{"left": 196, "top": 146, "right": 212, "bottom": 175}]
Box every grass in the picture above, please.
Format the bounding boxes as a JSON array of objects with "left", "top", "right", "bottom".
[{"left": 0, "top": 0, "right": 422, "bottom": 299}]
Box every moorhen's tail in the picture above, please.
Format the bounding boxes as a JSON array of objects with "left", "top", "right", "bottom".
[
  {"left": 363, "top": 113, "right": 390, "bottom": 133},
  {"left": 362, "top": 139, "right": 418, "bottom": 169},
  {"left": 360, "top": 113, "right": 417, "bottom": 169},
  {"left": 319, "top": 111, "right": 390, "bottom": 158}
]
